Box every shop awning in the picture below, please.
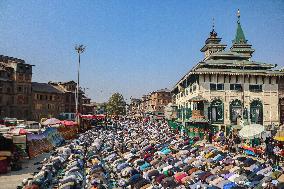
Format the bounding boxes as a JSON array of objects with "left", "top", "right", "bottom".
[{"left": 42, "top": 118, "right": 61, "bottom": 126}]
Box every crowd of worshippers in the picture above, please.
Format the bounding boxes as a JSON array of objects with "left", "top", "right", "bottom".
[
  {"left": 20, "top": 118, "right": 284, "bottom": 189},
  {"left": 210, "top": 127, "right": 283, "bottom": 166}
]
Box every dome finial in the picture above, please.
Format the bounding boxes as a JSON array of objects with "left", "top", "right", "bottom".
[
  {"left": 209, "top": 17, "right": 217, "bottom": 38},
  {"left": 237, "top": 9, "right": 240, "bottom": 23}
]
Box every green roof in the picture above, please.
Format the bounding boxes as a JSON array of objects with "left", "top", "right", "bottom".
[
  {"left": 192, "top": 68, "right": 283, "bottom": 76},
  {"left": 233, "top": 21, "right": 247, "bottom": 44},
  {"left": 203, "top": 59, "right": 275, "bottom": 68}
]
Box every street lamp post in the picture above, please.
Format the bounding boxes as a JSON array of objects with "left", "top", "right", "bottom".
[{"left": 75, "top": 44, "right": 86, "bottom": 124}]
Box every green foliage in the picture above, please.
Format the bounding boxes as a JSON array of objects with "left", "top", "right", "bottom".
[{"left": 106, "top": 93, "right": 126, "bottom": 115}]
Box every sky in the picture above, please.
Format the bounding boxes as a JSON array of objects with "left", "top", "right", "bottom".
[{"left": 0, "top": 0, "right": 283, "bottom": 102}]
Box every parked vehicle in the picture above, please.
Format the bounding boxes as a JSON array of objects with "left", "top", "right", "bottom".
[{"left": 58, "top": 113, "right": 76, "bottom": 121}]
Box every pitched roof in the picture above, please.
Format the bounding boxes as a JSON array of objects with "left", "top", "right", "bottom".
[
  {"left": 0, "top": 55, "right": 25, "bottom": 64},
  {"left": 32, "top": 82, "right": 63, "bottom": 94}
]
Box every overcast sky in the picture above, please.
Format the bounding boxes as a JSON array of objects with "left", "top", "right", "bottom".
[{"left": 0, "top": 0, "right": 283, "bottom": 102}]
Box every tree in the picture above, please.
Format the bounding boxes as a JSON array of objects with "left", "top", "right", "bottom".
[{"left": 106, "top": 93, "right": 126, "bottom": 115}]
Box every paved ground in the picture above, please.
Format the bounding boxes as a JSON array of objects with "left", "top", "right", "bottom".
[{"left": 0, "top": 153, "right": 50, "bottom": 189}]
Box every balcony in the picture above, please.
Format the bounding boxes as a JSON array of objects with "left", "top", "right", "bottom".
[{"left": 192, "top": 110, "right": 205, "bottom": 119}]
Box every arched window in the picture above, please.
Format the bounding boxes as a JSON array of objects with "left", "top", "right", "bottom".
[
  {"left": 250, "top": 100, "right": 263, "bottom": 124},
  {"left": 230, "top": 99, "right": 242, "bottom": 124},
  {"left": 210, "top": 99, "right": 224, "bottom": 123}
]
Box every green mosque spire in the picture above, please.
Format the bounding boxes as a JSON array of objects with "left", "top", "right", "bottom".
[{"left": 233, "top": 9, "right": 247, "bottom": 44}]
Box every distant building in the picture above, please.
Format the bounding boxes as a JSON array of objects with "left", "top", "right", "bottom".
[
  {"left": 0, "top": 55, "right": 33, "bottom": 120},
  {"left": 148, "top": 88, "right": 172, "bottom": 115},
  {"left": 129, "top": 98, "right": 142, "bottom": 116},
  {"left": 140, "top": 94, "right": 150, "bottom": 114},
  {"left": 49, "top": 81, "right": 83, "bottom": 113},
  {"left": 82, "top": 95, "right": 95, "bottom": 114},
  {"left": 31, "top": 82, "right": 64, "bottom": 121}
]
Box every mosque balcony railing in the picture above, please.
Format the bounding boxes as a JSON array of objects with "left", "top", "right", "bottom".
[{"left": 191, "top": 110, "right": 205, "bottom": 119}]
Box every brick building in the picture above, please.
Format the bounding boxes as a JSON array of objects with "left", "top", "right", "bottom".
[
  {"left": 0, "top": 55, "right": 33, "bottom": 120},
  {"left": 49, "top": 81, "right": 92, "bottom": 114},
  {"left": 148, "top": 88, "right": 172, "bottom": 115},
  {"left": 82, "top": 95, "right": 95, "bottom": 114},
  {"left": 49, "top": 81, "right": 80, "bottom": 113},
  {"left": 31, "top": 82, "right": 64, "bottom": 121},
  {"left": 140, "top": 94, "right": 150, "bottom": 114}
]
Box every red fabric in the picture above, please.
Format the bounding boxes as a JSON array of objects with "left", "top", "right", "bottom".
[
  {"left": 280, "top": 150, "right": 284, "bottom": 157},
  {"left": 80, "top": 114, "right": 106, "bottom": 119},
  {"left": 155, "top": 174, "right": 166, "bottom": 183},
  {"left": 242, "top": 146, "right": 255, "bottom": 152},
  {"left": 10, "top": 128, "right": 29, "bottom": 135},
  {"left": 0, "top": 158, "right": 8, "bottom": 174},
  {"left": 19, "top": 128, "right": 28, "bottom": 134},
  {"left": 60, "top": 120, "right": 77, "bottom": 126},
  {"left": 174, "top": 172, "right": 187, "bottom": 183},
  {"left": 24, "top": 185, "right": 40, "bottom": 189}
]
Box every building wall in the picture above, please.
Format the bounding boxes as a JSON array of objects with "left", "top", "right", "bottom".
[
  {"left": 32, "top": 92, "right": 64, "bottom": 121},
  {"left": 49, "top": 82, "right": 85, "bottom": 114},
  {"left": 0, "top": 80, "right": 14, "bottom": 118},
  {"left": 14, "top": 69, "right": 33, "bottom": 119},
  {"left": 175, "top": 74, "right": 279, "bottom": 126},
  {"left": 64, "top": 92, "right": 76, "bottom": 113},
  {"left": 149, "top": 91, "right": 172, "bottom": 114},
  {"left": 279, "top": 76, "right": 284, "bottom": 124},
  {"left": 0, "top": 57, "right": 33, "bottom": 120}
]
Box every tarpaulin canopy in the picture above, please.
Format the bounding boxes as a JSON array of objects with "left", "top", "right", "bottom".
[
  {"left": 274, "top": 128, "right": 284, "bottom": 141},
  {"left": 239, "top": 124, "right": 265, "bottom": 139},
  {"left": 42, "top": 118, "right": 61, "bottom": 125}
]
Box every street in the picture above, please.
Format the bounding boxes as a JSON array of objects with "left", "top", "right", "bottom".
[{"left": 0, "top": 153, "right": 50, "bottom": 189}]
